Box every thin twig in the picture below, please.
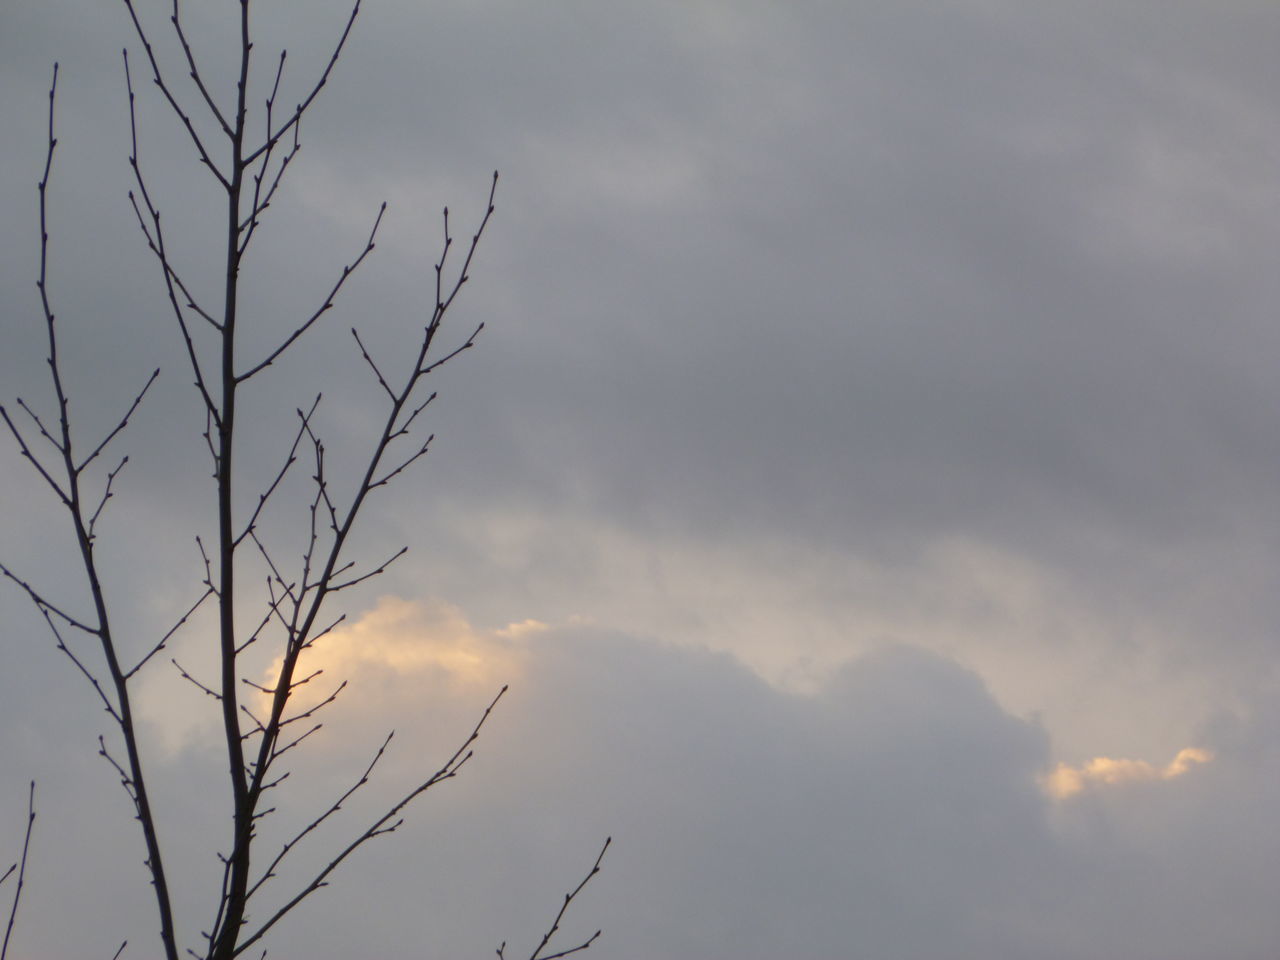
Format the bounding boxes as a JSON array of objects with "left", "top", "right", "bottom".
[
  {"left": 86, "top": 456, "right": 130, "bottom": 542},
  {"left": 497, "top": 838, "right": 610, "bottom": 960},
  {"left": 232, "top": 396, "right": 320, "bottom": 548},
  {"left": 236, "top": 204, "right": 386, "bottom": 383},
  {"left": 0, "top": 782, "right": 36, "bottom": 960},
  {"left": 245, "top": 731, "right": 393, "bottom": 905},
  {"left": 126, "top": 585, "right": 216, "bottom": 679},
  {"left": 234, "top": 687, "right": 507, "bottom": 956},
  {"left": 168, "top": 0, "right": 234, "bottom": 138},
  {"left": 173, "top": 659, "right": 223, "bottom": 701},
  {"left": 76, "top": 368, "right": 160, "bottom": 473},
  {"left": 124, "top": 51, "right": 221, "bottom": 422},
  {"left": 241, "top": 1, "right": 363, "bottom": 167},
  {"left": 121, "top": 0, "right": 231, "bottom": 188}
]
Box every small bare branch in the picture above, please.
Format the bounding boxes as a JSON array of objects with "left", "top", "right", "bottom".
[
  {"left": 268, "top": 722, "right": 321, "bottom": 764},
  {"left": 239, "top": 53, "right": 299, "bottom": 256},
  {"left": 0, "top": 782, "right": 36, "bottom": 960},
  {"left": 233, "top": 396, "right": 319, "bottom": 548},
  {"left": 173, "top": 659, "right": 223, "bottom": 701},
  {"left": 297, "top": 613, "right": 344, "bottom": 652},
  {"left": 168, "top": 0, "right": 234, "bottom": 138},
  {"left": 435, "top": 172, "right": 499, "bottom": 320},
  {"left": 300, "top": 418, "right": 339, "bottom": 534},
  {"left": 13, "top": 397, "right": 62, "bottom": 454},
  {"left": 126, "top": 585, "right": 216, "bottom": 679},
  {"left": 45, "top": 609, "right": 121, "bottom": 723},
  {"left": 389, "top": 391, "right": 436, "bottom": 441},
  {"left": 86, "top": 456, "right": 129, "bottom": 541},
  {"left": 277, "top": 680, "right": 346, "bottom": 730},
  {"left": 327, "top": 546, "right": 407, "bottom": 592},
  {"left": 124, "top": 188, "right": 220, "bottom": 330},
  {"left": 124, "top": 52, "right": 221, "bottom": 422},
  {"left": 121, "top": 2, "right": 231, "bottom": 188},
  {"left": 368, "top": 440, "right": 432, "bottom": 491},
  {"left": 236, "top": 204, "right": 386, "bottom": 383},
  {"left": 76, "top": 367, "right": 160, "bottom": 474},
  {"left": 418, "top": 321, "right": 485, "bottom": 378},
  {"left": 498, "top": 838, "right": 610, "bottom": 960},
  {"left": 0, "top": 406, "right": 71, "bottom": 506},
  {"left": 236, "top": 600, "right": 280, "bottom": 656},
  {"left": 242, "top": 1, "right": 362, "bottom": 167},
  {"left": 351, "top": 328, "right": 396, "bottom": 401},
  {"left": 98, "top": 737, "right": 137, "bottom": 799},
  {"left": 286, "top": 668, "right": 323, "bottom": 691},
  {"left": 239, "top": 704, "right": 266, "bottom": 737},
  {"left": 0, "top": 563, "right": 98, "bottom": 636},
  {"left": 245, "top": 731, "right": 393, "bottom": 905},
  {"left": 235, "top": 687, "right": 507, "bottom": 955},
  {"left": 197, "top": 536, "right": 217, "bottom": 593}
]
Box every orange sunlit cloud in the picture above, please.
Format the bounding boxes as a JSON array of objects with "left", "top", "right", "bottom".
[
  {"left": 1041, "top": 747, "right": 1213, "bottom": 800},
  {"left": 258, "top": 596, "right": 537, "bottom": 712}
]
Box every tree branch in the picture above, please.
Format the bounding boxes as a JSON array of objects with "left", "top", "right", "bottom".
[
  {"left": 121, "top": 0, "right": 231, "bottom": 188},
  {"left": 498, "top": 838, "right": 610, "bottom": 960},
  {"left": 233, "top": 686, "right": 507, "bottom": 956},
  {"left": 236, "top": 203, "right": 385, "bottom": 383},
  {"left": 0, "top": 782, "right": 36, "bottom": 960},
  {"left": 241, "top": 1, "right": 362, "bottom": 167}
]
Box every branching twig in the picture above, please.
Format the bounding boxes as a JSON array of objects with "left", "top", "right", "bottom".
[
  {"left": 0, "top": 407, "right": 70, "bottom": 507},
  {"left": 351, "top": 328, "right": 396, "bottom": 401},
  {"left": 125, "top": 51, "right": 221, "bottom": 423},
  {"left": 76, "top": 368, "right": 160, "bottom": 474},
  {"left": 497, "top": 838, "right": 610, "bottom": 960},
  {"left": 236, "top": 204, "right": 385, "bottom": 383},
  {"left": 173, "top": 659, "right": 223, "bottom": 701},
  {"left": 244, "top": 730, "right": 392, "bottom": 905},
  {"left": 232, "top": 397, "right": 320, "bottom": 548},
  {"left": 241, "top": 1, "right": 363, "bottom": 167},
  {"left": 0, "top": 563, "right": 98, "bottom": 636},
  {"left": 1, "top": 74, "right": 181, "bottom": 932},
  {"left": 327, "top": 546, "right": 407, "bottom": 592},
  {"left": 121, "top": 0, "right": 230, "bottom": 188},
  {"left": 126, "top": 585, "right": 216, "bottom": 679},
  {"left": 86, "top": 456, "right": 130, "bottom": 542},
  {"left": 168, "top": 0, "right": 234, "bottom": 139},
  {"left": 233, "top": 687, "right": 507, "bottom": 956}
]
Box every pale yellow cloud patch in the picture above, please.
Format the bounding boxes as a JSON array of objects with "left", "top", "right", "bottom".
[
  {"left": 259, "top": 596, "right": 532, "bottom": 712},
  {"left": 1042, "top": 747, "right": 1213, "bottom": 800}
]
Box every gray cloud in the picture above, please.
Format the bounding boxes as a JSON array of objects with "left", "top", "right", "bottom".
[
  {"left": 10, "top": 609, "right": 1268, "bottom": 958},
  {"left": 4, "top": 0, "right": 1280, "bottom": 956}
]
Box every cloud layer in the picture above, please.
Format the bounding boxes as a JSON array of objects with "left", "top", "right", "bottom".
[{"left": 3, "top": 1, "right": 1280, "bottom": 957}]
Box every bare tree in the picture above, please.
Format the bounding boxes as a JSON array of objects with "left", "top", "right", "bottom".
[{"left": 1, "top": 3, "right": 605, "bottom": 958}]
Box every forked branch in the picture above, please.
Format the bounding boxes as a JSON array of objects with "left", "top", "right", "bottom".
[
  {"left": 5, "top": 64, "right": 182, "bottom": 960},
  {"left": 497, "top": 838, "right": 611, "bottom": 960},
  {"left": 231, "top": 686, "right": 508, "bottom": 957}
]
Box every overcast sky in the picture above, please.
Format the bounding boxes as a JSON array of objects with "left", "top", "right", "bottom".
[{"left": 3, "top": 1, "right": 1280, "bottom": 957}]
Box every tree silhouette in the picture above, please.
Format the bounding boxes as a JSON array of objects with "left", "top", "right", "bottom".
[{"left": 1, "top": 3, "right": 606, "bottom": 958}]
